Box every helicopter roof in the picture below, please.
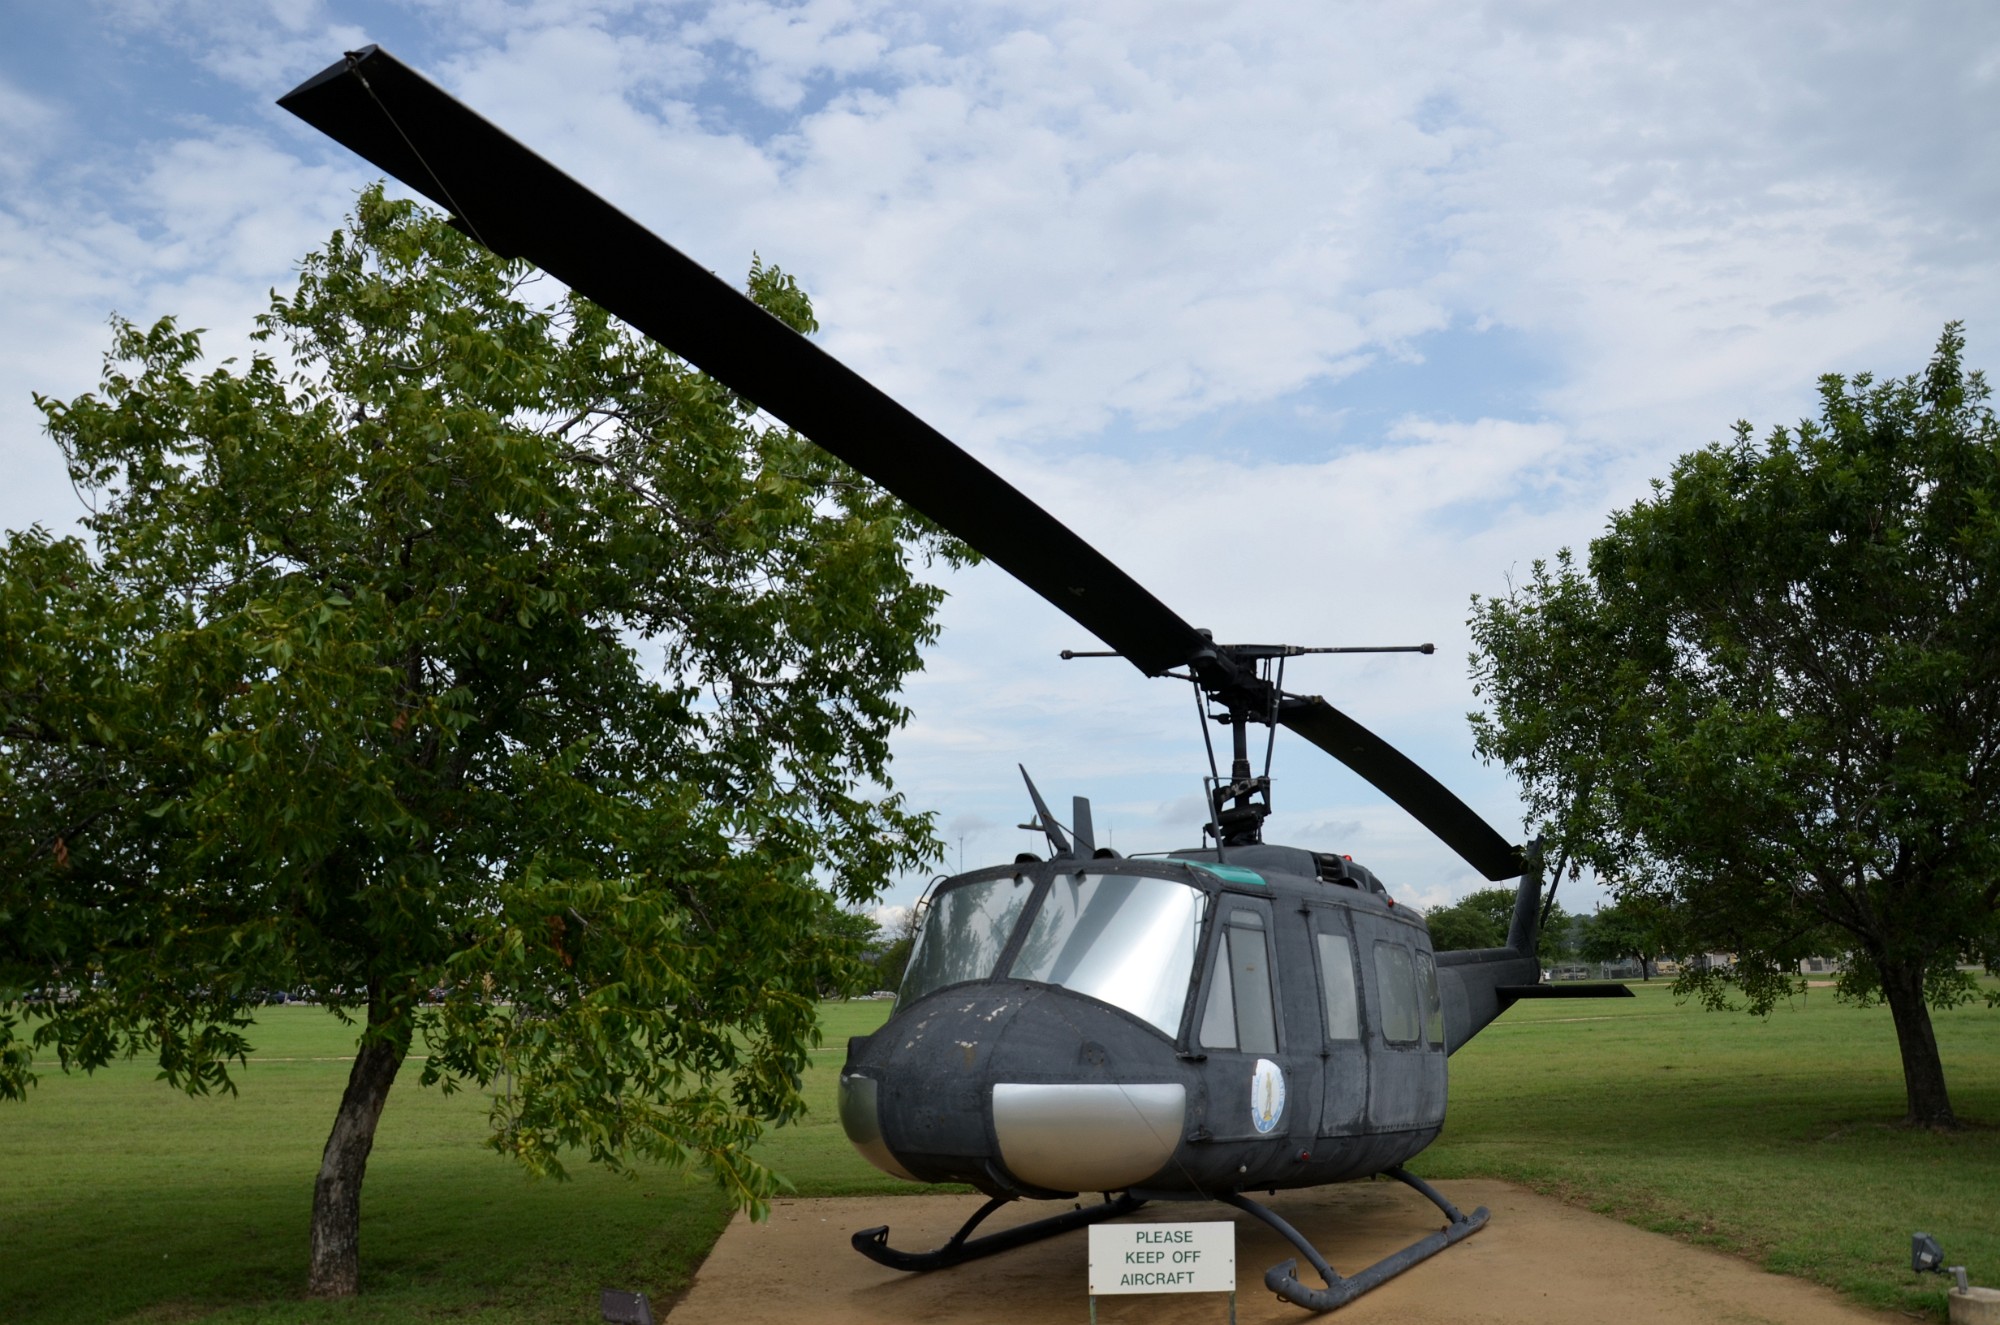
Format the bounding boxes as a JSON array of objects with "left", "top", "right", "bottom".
[
  {"left": 956, "top": 844, "right": 1417, "bottom": 932},
  {"left": 1147, "top": 843, "right": 1390, "bottom": 896}
]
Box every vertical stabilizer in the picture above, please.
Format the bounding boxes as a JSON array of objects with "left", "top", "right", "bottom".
[
  {"left": 1071, "top": 796, "right": 1097, "bottom": 856},
  {"left": 1434, "top": 839, "right": 1549, "bottom": 1052},
  {"left": 1505, "top": 839, "right": 1545, "bottom": 958}
]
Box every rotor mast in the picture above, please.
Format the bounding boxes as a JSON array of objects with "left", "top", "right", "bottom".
[{"left": 1070, "top": 636, "right": 1440, "bottom": 848}]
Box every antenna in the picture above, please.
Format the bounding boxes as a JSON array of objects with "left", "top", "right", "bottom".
[{"left": 1017, "top": 766, "right": 1073, "bottom": 858}]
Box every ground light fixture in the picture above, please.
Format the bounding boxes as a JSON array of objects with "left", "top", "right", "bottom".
[
  {"left": 1914, "top": 1232, "right": 1971, "bottom": 1292},
  {"left": 600, "top": 1288, "right": 654, "bottom": 1324}
]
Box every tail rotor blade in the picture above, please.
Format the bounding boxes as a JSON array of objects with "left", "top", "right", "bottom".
[{"left": 1279, "top": 695, "right": 1523, "bottom": 881}]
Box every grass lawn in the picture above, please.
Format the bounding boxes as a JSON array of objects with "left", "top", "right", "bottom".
[
  {"left": 0, "top": 1006, "right": 739, "bottom": 1324},
  {"left": 1422, "top": 978, "right": 2000, "bottom": 1320},
  {"left": 1, "top": 982, "right": 1993, "bottom": 1322}
]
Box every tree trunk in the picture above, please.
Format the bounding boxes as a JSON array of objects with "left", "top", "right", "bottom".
[
  {"left": 307, "top": 995, "right": 410, "bottom": 1297},
  {"left": 1878, "top": 955, "right": 1956, "bottom": 1129}
]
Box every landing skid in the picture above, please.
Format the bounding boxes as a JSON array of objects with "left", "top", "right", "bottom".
[
  {"left": 851, "top": 1192, "right": 1148, "bottom": 1272},
  {"left": 850, "top": 1168, "right": 1484, "bottom": 1313},
  {"left": 1219, "top": 1167, "right": 1489, "bottom": 1312}
]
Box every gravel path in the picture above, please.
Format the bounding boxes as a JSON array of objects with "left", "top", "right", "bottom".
[{"left": 667, "top": 1179, "right": 1903, "bottom": 1324}]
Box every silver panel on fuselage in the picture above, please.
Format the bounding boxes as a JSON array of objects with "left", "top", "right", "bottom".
[
  {"left": 991, "top": 1082, "right": 1186, "bottom": 1192},
  {"left": 837, "top": 1072, "right": 919, "bottom": 1181}
]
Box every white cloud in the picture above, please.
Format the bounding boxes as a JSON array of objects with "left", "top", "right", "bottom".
[
  {"left": 683, "top": 0, "right": 899, "bottom": 110},
  {"left": 0, "top": 79, "right": 59, "bottom": 184},
  {"left": 0, "top": 111, "right": 353, "bottom": 538},
  {"left": 95, "top": 0, "right": 372, "bottom": 90},
  {"left": 868, "top": 902, "right": 914, "bottom": 937},
  {"left": 5, "top": 0, "right": 1996, "bottom": 922}
]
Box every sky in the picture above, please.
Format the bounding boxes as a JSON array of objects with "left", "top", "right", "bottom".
[{"left": 3, "top": 1, "right": 1996, "bottom": 924}]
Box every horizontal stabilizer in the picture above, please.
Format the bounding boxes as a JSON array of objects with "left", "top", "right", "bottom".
[{"left": 1496, "top": 983, "right": 1637, "bottom": 1006}]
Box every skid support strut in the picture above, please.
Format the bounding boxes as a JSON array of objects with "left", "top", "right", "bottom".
[
  {"left": 852, "top": 1193, "right": 1148, "bottom": 1272},
  {"left": 1220, "top": 1167, "right": 1488, "bottom": 1312}
]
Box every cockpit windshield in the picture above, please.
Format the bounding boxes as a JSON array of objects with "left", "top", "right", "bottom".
[
  {"left": 1009, "top": 873, "right": 1205, "bottom": 1036},
  {"left": 899, "top": 873, "right": 1035, "bottom": 1005}
]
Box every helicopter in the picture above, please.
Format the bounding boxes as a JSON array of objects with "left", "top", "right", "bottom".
[{"left": 280, "top": 47, "right": 1633, "bottom": 1313}]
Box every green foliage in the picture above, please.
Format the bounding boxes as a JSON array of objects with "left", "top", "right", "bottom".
[
  {"left": 1470, "top": 325, "right": 2000, "bottom": 1123},
  {"left": 1576, "top": 897, "right": 1675, "bottom": 976},
  {"left": 1422, "top": 886, "right": 1571, "bottom": 962},
  {"left": 0, "top": 187, "right": 967, "bottom": 1211},
  {"left": 812, "top": 908, "right": 887, "bottom": 998},
  {"left": 1568, "top": 896, "right": 1680, "bottom": 980},
  {"left": 867, "top": 900, "right": 924, "bottom": 994},
  {"left": 872, "top": 935, "right": 915, "bottom": 994},
  {"left": 1422, "top": 896, "right": 1505, "bottom": 951}
]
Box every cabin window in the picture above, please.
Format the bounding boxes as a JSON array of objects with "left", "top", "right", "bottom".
[
  {"left": 899, "top": 875, "right": 1034, "bottom": 1004},
  {"left": 1416, "top": 950, "right": 1444, "bottom": 1048},
  {"left": 1373, "top": 941, "right": 1420, "bottom": 1044},
  {"left": 1008, "top": 873, "right": 1204, "bottom": 1036},
  {"left": 1199, "top": 909, "right": 1277, "bottom": 1054},
  {"left": 1198, "top": 942, "right": 1235, "bottom": 1048},
  {"left": 1315, "top": 932, "right": 1360, "bottom": 1040}
]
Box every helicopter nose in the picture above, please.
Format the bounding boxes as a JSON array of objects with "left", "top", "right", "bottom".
[
  {"left": 840, "top": 986, "right": 1193, "bottom": 1195},
  {"left": 837, "top": 1071, "right": 918, "bottom": 1181}
]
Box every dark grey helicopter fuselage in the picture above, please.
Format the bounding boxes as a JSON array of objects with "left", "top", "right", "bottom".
[{"left": 840, "top": 844, "right": 1541, "bottom": 1201}]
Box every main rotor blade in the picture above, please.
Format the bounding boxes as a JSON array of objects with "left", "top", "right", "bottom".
[
  {"left": 1279, "top": 695, "right": 1524, "bottom": 881},
  {"left": 278, "top": 47, "right": 1206, "bottom": 676}
]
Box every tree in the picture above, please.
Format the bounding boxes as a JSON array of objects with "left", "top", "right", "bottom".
[
  {"left": 1421, "top": 887, "right": 1572, "bottom": 964},
  {"left": 1471, "top": 326, "right": 2000, "bottom": 1128},
  {"left": 871, "top": 902, "right": 926, "bottom": 994},
  {"left": 816, "top": 907, "right": 890, "bottom": 998},
  {"left": 1577, "top": 897, "right": 1674, "bottom": 980},
  {"left": 0, "top": 189, "right": 965, "bottom": 1295},
  {"left": 1421, "top": 898, "right": 1503, "bottom": 952}
]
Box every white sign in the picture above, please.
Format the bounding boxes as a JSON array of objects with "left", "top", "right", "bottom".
[{"left": 1088, "top": 1222, "right": 1235, "bottom": 1295}]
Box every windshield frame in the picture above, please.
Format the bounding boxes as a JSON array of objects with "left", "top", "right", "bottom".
[
  {"left": 897, "top": 859, "right": 1223, "bottom": 1042},
  {"left": 897, "top": 864, "right": 1043, "bottom": 1005}
]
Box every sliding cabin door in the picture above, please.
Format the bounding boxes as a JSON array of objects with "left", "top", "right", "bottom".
[
  {"left": 1350, "top": 914, "right": 1447, "bottom": 1133},
  {"left": 1306, "top": 905, "right": 1368, "bottom": 1135}
]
